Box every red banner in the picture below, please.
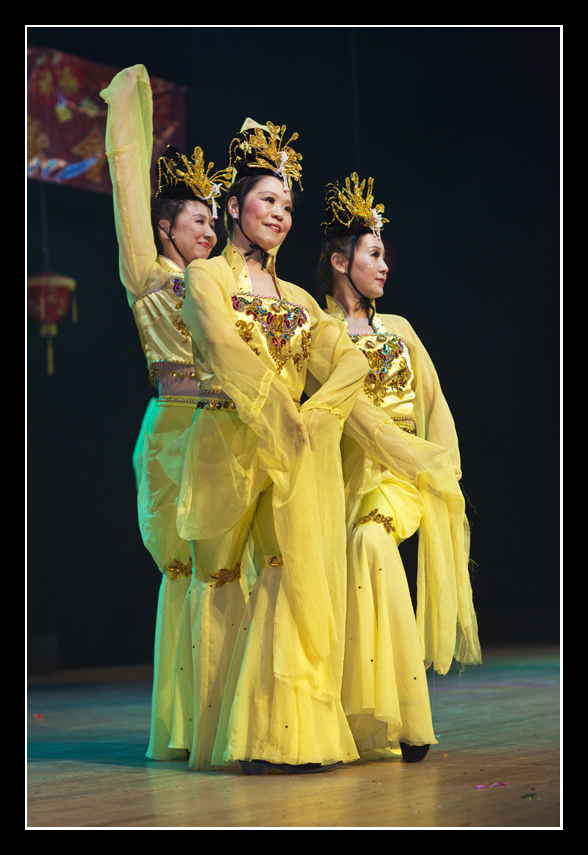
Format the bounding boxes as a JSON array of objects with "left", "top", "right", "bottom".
[{"left": 27, "top": 46, "right": 186, "bottom": 196}]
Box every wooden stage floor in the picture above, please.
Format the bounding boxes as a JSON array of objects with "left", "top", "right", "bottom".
[{"left": 27, "top": 645, "right": 561, "bottom": 829}]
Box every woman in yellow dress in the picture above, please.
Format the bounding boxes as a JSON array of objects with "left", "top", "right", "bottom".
[
  {"left": 164, "top": 124, "right": 369, "bottom": 773},
  {"left": 316, "top": 175, "right": 482, "bottom": 763},
  {"left": 100, "top": 65, "right": 231, "bottom": 761}
]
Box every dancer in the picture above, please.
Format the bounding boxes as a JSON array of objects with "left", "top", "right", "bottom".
[
  {"left": 100, "top": 65, "right": 231, "bottom": 760},
  {"left": 164, "top": 123, "right": 369, "bottom": 773},
  {"left": 316, "top": 174, "right": 481, "bottom": 762}
]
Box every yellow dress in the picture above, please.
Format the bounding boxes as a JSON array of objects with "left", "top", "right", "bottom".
[
  {"left": 162, "top": 241, "right": 369, "bottom": 769},
  {"left": 324, "top": 295, "right": 481, "bottom": 757},
  {"left": 100, "top": 64, "right": 199, "bottom": 761}
]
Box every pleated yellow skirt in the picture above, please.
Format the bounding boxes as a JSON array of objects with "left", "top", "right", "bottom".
[{"left": 343, "top": 478, "right": 438, "bottom": 757}]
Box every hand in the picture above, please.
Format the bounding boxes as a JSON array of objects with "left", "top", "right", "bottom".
[
  {"left": 276, "top": 398, "right": 309, "bottom": 457},
  {"left": 113, "top": 65, "right": 147, "bottom": 102},
  {"left": 301, "top": 408, "right": 332, "bottom": 453}
]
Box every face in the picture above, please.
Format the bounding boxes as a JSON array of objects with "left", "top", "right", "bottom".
[
  {"left": 347, "top": 233, "right": 389, "bottom": 299},
  {"left": 229, "top": 176, "right": 293, "bottom": 251},
  {"left": 162, "top": 200, "right": 217, "bottom": 263}
]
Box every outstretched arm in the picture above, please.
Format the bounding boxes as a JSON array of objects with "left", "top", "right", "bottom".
[{"left": 100, "top": 64, "right": 157, "bottom": 300}]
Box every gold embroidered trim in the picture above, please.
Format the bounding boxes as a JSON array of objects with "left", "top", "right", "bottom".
[
  {"left": 148, "top": 360, "right": 195, "bottom": 387},
  {"left": 210, "top": 561, "right": 242, "bottom": 588},
  {"left": 353, "top": 508, "right": 396, "bottom": 535},
  {"left": 392, "top": 417, "right": 417, "bottom": 436},
  {"left": 172, "top": 315, "right": 191, "bottom": 341},
  {"left": 292, "top": 329, "right": 311, "bottom": 371},
  {"left": 269, "top": 555, "right": 284, "bottom": 567},
  {"left": 196, "top": 396, "right": 300, "bottom": 412},
  {"left": 166, "top": 558, "right": 193, "bottom": 580},
  {"left": 235, "top": 319, "right": 261, "bottom": 354},
  {"left": 132, "top": 275, "right": 185, "bottom": 308},
  {"left": 158, "top": 395, "right": 200, "bottom": 404},
  {"left": 197, "top": 399, "right": 237, "bottom": 410}
]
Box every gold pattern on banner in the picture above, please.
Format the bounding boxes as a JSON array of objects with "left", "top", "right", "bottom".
[{"left": 71, "top": 128, "right": 107, "bottom": 184}]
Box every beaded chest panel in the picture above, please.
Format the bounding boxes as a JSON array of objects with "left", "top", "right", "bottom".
[
  {"left": 350, "top": 332, "right": 414, "bottom": 407},
  {"left": 231, "top": 293, "right": 312, "bottom": 375}
]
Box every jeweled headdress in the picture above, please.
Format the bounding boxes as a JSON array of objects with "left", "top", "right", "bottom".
[
  {"left": 156, "top": 145, "right": 232, "bottom": 218},
  {"left": 229, "top": 121, "right": 303, "bottom": 192},
  {"left": 323, "top": 172, "right": 388, "bottom": 239}
]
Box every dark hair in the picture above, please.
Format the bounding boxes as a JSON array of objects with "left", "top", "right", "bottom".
[
  {"left": 151, "top": 197, "right": 188, "bottom": 255},
  {"left": 222, "top": 172, "right": 297, "bottom": 239},
  {"left": 317, "top": 228, "right": 374, "bottom": 321}
]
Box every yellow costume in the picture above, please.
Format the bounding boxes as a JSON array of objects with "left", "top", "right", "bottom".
[
  {"left": 101, "top": 65, "right": 200, "bottom": 760},
  {"left": 323, "top": 295, "right": 481, "bottom": 756},
  {"left": 162, "top": 241, "right": 369, "bottom": 769}
]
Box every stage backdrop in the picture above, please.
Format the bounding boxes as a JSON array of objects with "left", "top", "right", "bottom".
[{"left": 27, "top": 45, "right": 186, "bottom": 196}]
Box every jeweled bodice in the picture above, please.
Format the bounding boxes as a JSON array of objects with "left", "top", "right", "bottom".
[
  {"left": 324, "top": 295, "right": 417, "bottom": 431},
  {"left": 132, "top": 273, "right": 194, "bottom": 385},
  {"left": 350, "top": 331, "right": 415, "bottom": 410},
  {"left": 230, "top": 292, "right": 312, "bottom": 396}
]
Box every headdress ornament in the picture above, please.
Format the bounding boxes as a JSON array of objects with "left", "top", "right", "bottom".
[
  {"left": 156, "top": 145, "right": 232, "bottom": 219},
  {"left": 322, "top": 172, "right": 388, "bottom": 239},
  {"left": 229, "top": 121, "right": 303, "bottom": 192}
]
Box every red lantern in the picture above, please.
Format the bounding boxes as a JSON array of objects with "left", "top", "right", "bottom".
[{"left": 27, "top": 271, "right": 77, "bottom": 375}]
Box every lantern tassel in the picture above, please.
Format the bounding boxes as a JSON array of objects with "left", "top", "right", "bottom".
[{"left": 47, "top": 338, "right": 54, "bottom": 376}]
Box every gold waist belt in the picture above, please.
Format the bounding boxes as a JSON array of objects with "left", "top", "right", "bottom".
[
  {"left": 158, "top": 395, "right": 200, "bottom": 405},
  {"left": 392, "top": 417, "right": 417, "bottom": 436},
  {"left": 197, "top": 396, "right": 237, "bottom": 411},
  {"left": 196, "top": 392, "right": 301, "bottom": 412}
]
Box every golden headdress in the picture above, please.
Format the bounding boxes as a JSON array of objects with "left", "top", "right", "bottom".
[
  {"left": 156, "top": 145, "right": 232, "bottom": 218},
  {"left": 323, "top": 172, "right": 388, "bottom": 239},
  {"left": 229, "top": 121, "right": 303, "bottom": 192}
]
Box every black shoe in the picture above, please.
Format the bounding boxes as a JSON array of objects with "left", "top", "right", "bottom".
[
  {"left": 288, "top": 762, "right": 340, "bottom": 775},
  {"left": 399, "top": 742, "right": 430, "bottom": 763},
  {"left": 239, "top": 759, "right": 340, "bottom": 776}
]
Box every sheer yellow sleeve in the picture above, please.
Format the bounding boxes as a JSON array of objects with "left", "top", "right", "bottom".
[
  {"left": 343, "top": 316, "right": 481, "bottom": 675},
  {"left": 100, "top": 64, "right": 157, "bottom": 302},
  {"left": 182, "top": 258, "right": 310, "bottom": 472},
  {"left": 391, "top": 315, "right": 462, "bottom": 478},
  {"left": 301, "top": 295, "right": 368, "bottom": 423},
  {"left": 175, "top": 258, "right": 369, "bottom": 679}
]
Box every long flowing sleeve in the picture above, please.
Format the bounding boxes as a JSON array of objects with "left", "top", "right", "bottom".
[
  {"left": 100, "top": 64, "right": 157, "bottom": 302},
  {"left": 182, "top": 257, "right": 310, "bottom": 473},
  {"left": 301, "top": 297, "right": 368, "bottom": 421},
  {"left": 343, "top": 315, "right": 481, "bottom": 674},
  {"left": 176, "top": 254, "right": 367, "bottom": 682}
]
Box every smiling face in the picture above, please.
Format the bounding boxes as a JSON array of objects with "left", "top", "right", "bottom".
[
  {"left": 160, "top": 199, "right": 217, "bottom": 264},
  {"left": 228, "top": 175, "right": 293, "bottom": 252},
  {"left": 347, "top": 232, "right": 389, "bottom": 300}
]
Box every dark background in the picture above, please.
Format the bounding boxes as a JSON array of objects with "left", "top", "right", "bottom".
[{"left": 27, "top": 26, "right": 561, "bottom": 671}]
